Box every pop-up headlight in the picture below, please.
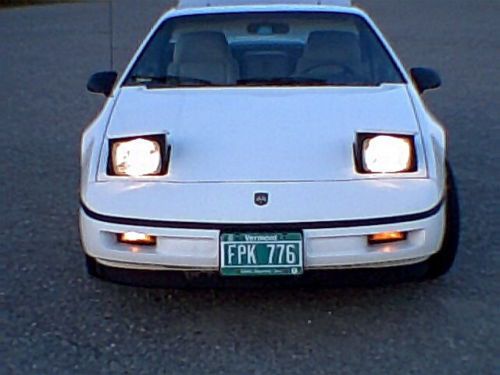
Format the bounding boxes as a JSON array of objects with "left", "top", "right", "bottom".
[
  {"left": 356, "top": 134, "right": 416, "bottom": 174},
  {"left": 108, "top": 135, "right": 167, "bottom": 177}
]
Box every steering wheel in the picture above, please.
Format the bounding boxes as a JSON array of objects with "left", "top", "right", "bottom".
[{"left": 300, "top": 62, "right": 356, "bottom": 80}]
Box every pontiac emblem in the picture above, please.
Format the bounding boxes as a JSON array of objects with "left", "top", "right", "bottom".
[{"left": 254, "top": 192, "right": 269, "bottom": 206}]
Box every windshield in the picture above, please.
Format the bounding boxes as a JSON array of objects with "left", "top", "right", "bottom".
[{"left": 124, "top": 11, "right": 405, "bottom": 88}]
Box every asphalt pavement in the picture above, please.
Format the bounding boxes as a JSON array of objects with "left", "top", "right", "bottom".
[{"left": 1, "top": 0, "right": 499, "bottom": 374}]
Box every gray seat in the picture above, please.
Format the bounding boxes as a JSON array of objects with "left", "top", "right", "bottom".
[
  {"left": 295, "top": 31, "right": 362, "bottom": 77},
  {"left": 168, "top": 31, "right": 239, "bottom": 85}
]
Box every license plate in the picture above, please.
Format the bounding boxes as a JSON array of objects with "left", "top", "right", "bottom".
[{"left": 220, "top": 232, "right": 303, "bottom": 276}]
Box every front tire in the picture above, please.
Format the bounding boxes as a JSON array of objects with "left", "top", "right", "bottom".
[
  {"left": 85, "top": 254, "right": 99, "bottom": 277},
  {"left": 423, "top": 162, "right": 460, "bottom": 279}
]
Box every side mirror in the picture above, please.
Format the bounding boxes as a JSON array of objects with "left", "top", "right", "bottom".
[
  {"left": 87, "top": 71, "right": 118, "bottom": 96},
  {"left": 410, "top": 67, "right": 441, "bottom": 94}
]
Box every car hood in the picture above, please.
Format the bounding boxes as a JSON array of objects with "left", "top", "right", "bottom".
[{"left": 107, "top": 84, "right": 419, "bottom": 182}]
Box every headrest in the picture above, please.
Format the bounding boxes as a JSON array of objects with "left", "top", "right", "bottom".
[
  {"left": 303, "top": 30, "right": 361, "bottom": 63},
  {"left": 174, "top": 31, "right": 231, "bottom": 62}
]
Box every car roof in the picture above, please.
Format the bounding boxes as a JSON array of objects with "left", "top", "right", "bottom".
[
  {"left": 156, "top": 1, "right": 367, "bottom": 35},
  {"left": 177, "top": 0, "right": 352, "bottom": 9},
  {"left": 171, "top": 0, "right": 362, "bottom": 20}
]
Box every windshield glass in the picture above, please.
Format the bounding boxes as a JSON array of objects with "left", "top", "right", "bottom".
[{"left": 124, "top": 12, "right": 405, "bottom": 88}]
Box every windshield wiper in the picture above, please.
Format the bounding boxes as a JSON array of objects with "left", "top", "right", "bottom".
[
  {"left": 126, "top": 75, "right": 215, "bottom": 88},
  {"left": 237, "top": 77, "right": 329, "bottom": 86},
  {"left": 237, "top": 77, "right": 385, "bottom": 87}
]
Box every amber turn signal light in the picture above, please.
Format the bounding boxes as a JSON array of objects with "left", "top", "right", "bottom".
[
  {"left": 117, "top": 232, "right": 157, "bottom": 246},
  {"left": 368, "top": 231, "right": 407, "bottom": 245}
]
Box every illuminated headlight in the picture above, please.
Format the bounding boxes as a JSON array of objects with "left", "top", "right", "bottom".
[
  {"left": 358, "top": 134, "right": 416, "bottom": 173},
  {"left": 108, "top": 135, "right": 166, "bottom": 177}
]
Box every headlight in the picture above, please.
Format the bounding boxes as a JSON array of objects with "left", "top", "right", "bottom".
[
  {"left": 108, "top": 135, "right": 167, "bottom": 177},
  {"left": 357, "top": 134, "right": 416, "bottom": 173}
]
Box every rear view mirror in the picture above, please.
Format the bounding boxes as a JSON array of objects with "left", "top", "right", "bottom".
[
  {"left": 410, "top": 67, "right": 441, "bottom": 93},
  {"left": 87, "top": 71, "right": 118, "bottom": 97}
]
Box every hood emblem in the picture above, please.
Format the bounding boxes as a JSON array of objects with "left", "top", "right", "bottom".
[{"left": 254, "top": 192, "right": 269, "bottom": 206}]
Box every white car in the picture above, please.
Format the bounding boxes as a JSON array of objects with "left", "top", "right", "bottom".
[{"left": 81, "top": 0, "right": 459, "bottom": 286}]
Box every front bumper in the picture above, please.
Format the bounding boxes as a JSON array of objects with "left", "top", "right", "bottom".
[{"left": 80, "top": 201, "right": 445, "bottom": 271}]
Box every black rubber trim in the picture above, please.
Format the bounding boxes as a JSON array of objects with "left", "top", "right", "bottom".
[{"left": 80, "top": 199, "right": 443, "bottom": 231}]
